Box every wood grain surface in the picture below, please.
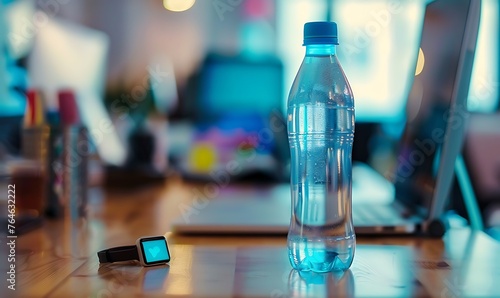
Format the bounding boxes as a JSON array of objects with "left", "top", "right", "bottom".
[{"left": 1, "top": 179, "right": 500, "bottom": 297}]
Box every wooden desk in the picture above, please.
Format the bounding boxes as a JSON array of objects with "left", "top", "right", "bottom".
[{"left": 2, "top": 179, "right": 500, "bottom": 297}]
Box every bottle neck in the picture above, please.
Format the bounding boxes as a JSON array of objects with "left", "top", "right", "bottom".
[{"left": 305, "top": 44, "right": 337, "bottom": 56}]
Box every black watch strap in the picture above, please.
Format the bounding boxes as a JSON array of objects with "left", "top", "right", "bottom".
[{"left": 97, "top": 245, "right": 139, "bottom": 263}]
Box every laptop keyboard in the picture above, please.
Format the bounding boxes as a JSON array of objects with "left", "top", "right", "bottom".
[{"left": 353, "top": 204, "right": 407, "bottom": 226}]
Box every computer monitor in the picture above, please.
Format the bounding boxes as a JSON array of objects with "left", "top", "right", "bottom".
[
  {"left": 174, "top": 55, "right": 284, "bottom": 180},
  {"left": 197, "top": 54, "right": 283, "bottom": 120}
]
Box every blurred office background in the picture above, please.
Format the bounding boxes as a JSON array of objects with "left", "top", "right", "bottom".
[{"left": 0, "top": 0, "right": 499, "bottom": 229}]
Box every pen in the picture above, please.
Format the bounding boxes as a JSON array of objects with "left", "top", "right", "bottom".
[{"left": 24, "top": 89, "right": 45, "bottom": 127}]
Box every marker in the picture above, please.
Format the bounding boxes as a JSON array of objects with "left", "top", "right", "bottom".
[
  {"left": 24, "top": 90, "right": 45, "bottom": 127},
  {"left": 33, "top": 91, "right": 45, "bottom": 126},
  {"left": 24, "top": 90, "right": 36, "bottom": 127},
  {"left": 58, "top": 90, "right": 80, "bottom": 126}
]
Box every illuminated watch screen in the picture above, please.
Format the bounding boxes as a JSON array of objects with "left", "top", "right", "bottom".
[{"left": 139, "top": 237, "right": 170, "bottom": 265}]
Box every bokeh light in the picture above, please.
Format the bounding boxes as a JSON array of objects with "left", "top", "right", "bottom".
[
  {"left": 163, "top": 0, "right": 196, "bottom": 12},
  {"left": 415, "top": 48, "right": 425, "bottom": 76}
]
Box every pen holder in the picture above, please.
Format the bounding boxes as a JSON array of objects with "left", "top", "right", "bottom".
[
  {"left": 22, "top": 125, "right": 50, "bottom": 168},
  {"left": 8, "top": 160, "right": 46, "bottom": 218},
  {"left": 20, "top": 126, "right": 51, "bottom": 216},
  {"left": 45, "top": 126, "right": 91, "bottom": 259}
]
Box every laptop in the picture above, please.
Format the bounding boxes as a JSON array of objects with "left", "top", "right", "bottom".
[{"left": 171, "top": 0, "right": 481, "bottom": 235}]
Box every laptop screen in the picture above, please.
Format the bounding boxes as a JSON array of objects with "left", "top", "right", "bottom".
[{"left": 392, "top": 0, "right": 475, "bottom": 213}]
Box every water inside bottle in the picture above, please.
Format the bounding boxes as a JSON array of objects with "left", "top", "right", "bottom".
[
  {"left": 288, "top": 104, "right": 355, "bottom": 272},
  {"left": 288, "top": 234, "right": 355, "bottom": 272},
  {"left": 288, "top": 183, "right": 355, "bottom": 272}
]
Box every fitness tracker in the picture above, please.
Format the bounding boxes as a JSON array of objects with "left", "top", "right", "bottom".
[{"left": 97, "top": 236, "right": 170, "bottom": 266}]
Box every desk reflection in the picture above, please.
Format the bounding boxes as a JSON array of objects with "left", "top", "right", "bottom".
[
  {"left": 288, "top": 269, "right": 354, "bottom": 297},
  {"left": 97, "top": 263, "right": 170, "bottom": 294},
  {"left": 141, "top": 266, "right": 170, "bottom": 292}
]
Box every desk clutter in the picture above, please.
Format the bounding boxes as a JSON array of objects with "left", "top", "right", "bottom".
[{"left": 8, "top": 89, "right": 88, "bottom": 233}]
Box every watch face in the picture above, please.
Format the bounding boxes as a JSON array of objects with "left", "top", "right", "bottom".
[{"left": 139, "top": 237, "right": 170, "bottom": 266}]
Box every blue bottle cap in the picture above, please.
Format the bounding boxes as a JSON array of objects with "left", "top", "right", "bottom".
[{"left": 303, "top": 21, "right": 339, "bottom": 46}]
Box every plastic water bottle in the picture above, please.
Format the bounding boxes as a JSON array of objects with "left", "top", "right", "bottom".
[{"left": 287, "top": 22, "right": 355, "bottom": 272}]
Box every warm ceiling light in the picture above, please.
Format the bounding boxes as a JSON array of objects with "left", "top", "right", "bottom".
[{"left": 163, "top": 0, "right": 196, "bottom": 12}]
